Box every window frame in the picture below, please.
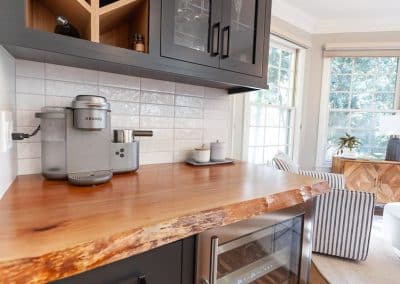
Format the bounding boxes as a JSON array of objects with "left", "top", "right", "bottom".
[
  {"left": 242, "top": 38, "right": 303, "bottom": 164},
  {"left": 316, "top": 57, "right": 400, "bottom": 168}
]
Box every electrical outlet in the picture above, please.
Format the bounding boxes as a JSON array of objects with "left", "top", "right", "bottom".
[{"left": 0, "top": 111, "right": 13, "bottom": 153}]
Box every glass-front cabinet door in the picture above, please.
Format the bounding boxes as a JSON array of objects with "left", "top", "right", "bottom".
[
  {"left": 220, "top": 0, "right": 267, "bottom": 76},
  {"left": 161, "top": 0, "right": 221, "bottom": 67}
]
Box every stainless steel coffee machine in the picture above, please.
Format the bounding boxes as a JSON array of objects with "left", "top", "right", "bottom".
[{"left": 36, "top": 95, "right": 152, "bottom": 186}]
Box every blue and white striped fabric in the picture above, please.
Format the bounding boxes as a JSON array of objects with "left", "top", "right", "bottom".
[
  {"left": 273, "top": 154, "right": 376, "bottom": 261},
  {"left": 299, "top": 170, "right": 345, "bottom": 190},
  {"left": 313, "top": 189, "right": 375, "bottom": 260}
]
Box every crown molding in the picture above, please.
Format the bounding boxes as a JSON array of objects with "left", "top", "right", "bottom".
[
  {"left": 271, "top": 0, "right": 316, "bottom": 34},
  {"left": 272, "top": 0, "right": 400, "bottom": 34},
  {"left": 314, "top": 18, "right": 400, "bottom": 34}
]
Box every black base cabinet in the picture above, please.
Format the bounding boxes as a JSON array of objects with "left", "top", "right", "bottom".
[
  {"left": 54, "top": 237, "right": 196, "bottom": 284},
  {"left": 0, "top": 0, "right": 271, "bottom": 92}
]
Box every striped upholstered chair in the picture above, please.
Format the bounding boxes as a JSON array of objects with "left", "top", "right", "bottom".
[{"left": 273, "top": 152, "right": 376, "bottom": 261}]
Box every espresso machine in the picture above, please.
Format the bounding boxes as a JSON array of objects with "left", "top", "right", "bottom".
[{"left": 36, "top": 95, "right": 152, "bottom": 186}]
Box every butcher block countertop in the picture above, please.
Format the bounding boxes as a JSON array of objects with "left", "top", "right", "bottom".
[{"left": 0, "top": 162, "right": 329, "bottom": 283}]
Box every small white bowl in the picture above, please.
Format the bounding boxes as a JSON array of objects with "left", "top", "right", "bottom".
[{"left": 193, "top": 147, "right": 211, "bottom": 163}]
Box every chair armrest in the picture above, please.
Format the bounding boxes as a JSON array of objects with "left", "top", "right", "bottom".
[
  {"left": 299, "top": 170, "right": 345, "bottom": 190},
  {"left": 313, "top": 190, "right": 376, "bottom": 260}
]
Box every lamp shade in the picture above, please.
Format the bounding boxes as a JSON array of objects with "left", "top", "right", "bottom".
[{"left": 379, "top": 115, "right": 400, "bottom": 135}]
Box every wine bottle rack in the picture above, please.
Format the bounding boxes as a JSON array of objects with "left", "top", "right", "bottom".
[{"left": 25, "top": 0, "right": 149, "bottom": 53}]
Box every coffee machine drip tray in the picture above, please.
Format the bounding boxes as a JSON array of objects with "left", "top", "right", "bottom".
[{"left": 68, "top": 170, "right": 113, "bottom": 186}]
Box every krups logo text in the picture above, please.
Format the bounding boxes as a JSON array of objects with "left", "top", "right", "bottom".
[{"left": 85, "top": 117, "right": 102, "bottom": 121}]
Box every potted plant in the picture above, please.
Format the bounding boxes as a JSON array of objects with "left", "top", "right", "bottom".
[{"left": 336, "top": 133, "right": 361, "bottom": 156}]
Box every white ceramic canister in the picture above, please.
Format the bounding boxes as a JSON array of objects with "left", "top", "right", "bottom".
[
  {"left": 210, "top": 140, "right": 226, "bottom": 161},
  {"left": 193, "top": 145, "right": 211, "bottom": 163}
]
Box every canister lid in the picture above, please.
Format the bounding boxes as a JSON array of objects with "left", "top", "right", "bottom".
[
  {"left": 72, "top": 95, "right": 110, "bottom": 111},
  {"left": 35, "top": 107, "right": 66, "bottom": 119}
]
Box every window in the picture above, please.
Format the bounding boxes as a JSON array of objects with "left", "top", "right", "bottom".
[
  {"left": 319, "top": 57, "right": 400, "bottom": 164},
  {"left": 244, "top": 41, "right": 299, "bottom": 165}
]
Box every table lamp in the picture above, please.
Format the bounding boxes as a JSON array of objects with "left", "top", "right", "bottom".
[{"left": 379, "top": 115, "right": 400, "bottom": 161}]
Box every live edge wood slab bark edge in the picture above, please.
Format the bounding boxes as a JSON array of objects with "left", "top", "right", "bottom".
[{"left": 0, "top": 162, "right": 329, "bottom": 283}]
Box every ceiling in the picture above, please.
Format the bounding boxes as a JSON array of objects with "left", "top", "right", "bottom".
[{"left": 272, "top": 0, "right": 400, "bottom": 34}]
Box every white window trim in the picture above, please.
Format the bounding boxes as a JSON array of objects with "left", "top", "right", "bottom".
[
  {"left": 316, "top": 58, "right": 332, "bottom": 168},
  {"left": 238, "top": 39, "right": 305, "bottom": 164},
  {"left": 316, "top": 57, "right": 400, "bottom": 168}
]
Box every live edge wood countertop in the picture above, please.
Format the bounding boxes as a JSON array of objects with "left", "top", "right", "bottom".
[{"left": 0, "top": 162, "right": 329, "bottom": 283}]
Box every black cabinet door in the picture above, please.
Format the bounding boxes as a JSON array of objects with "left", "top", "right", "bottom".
[
  {"left": 219, "top": 0, "right": 266, "bottom": 76},
  {"left": 161, "top": 0, "right": 221, "bottom": 67},
  {"left": 54, "top": 240, "right": 184, "bottom": 284}
]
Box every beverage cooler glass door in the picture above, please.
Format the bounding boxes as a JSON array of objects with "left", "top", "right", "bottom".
[
  {"left": 216, "top": 216, "right": 302, "bottom": 284},
  {"left": 197, "top": 211, "right": 307, "bottom": 284}
]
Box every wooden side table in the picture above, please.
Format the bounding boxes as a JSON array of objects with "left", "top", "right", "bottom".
[{"left": 332, "top": 156, "right": 400, "bottom": 203}]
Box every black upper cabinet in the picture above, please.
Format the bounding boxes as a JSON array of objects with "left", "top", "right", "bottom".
[
  {"left": 161, "top": 0, "right": 266, "bottom": 77},
  {"left": 219, "top": 0, "right": 266, "bottom": 76},
  {"left": 161, "top": 0, "right": 221, "bottom": 67},
  {"left": 0, "top": 0, "right": 271, "bottom": 91}
]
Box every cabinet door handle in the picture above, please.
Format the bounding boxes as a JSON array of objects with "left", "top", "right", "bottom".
[
  {"left": 138, "top": 275, "right": 147, "bottom": 284},
  {"left": 221, "top": 26, "right": 230, "bottom": 58},
  {"left": 210, "top": 22, "right": 220, "bottom": 56}
]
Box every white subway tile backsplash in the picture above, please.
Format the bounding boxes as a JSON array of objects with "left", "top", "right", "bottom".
[
  {"left": 99, "top": 86, "right": 140, "bottom": 102},
  {"left": 17, "top": 143, "right": 41, "bottom": 159},
  {"left": 204, "top": 109, "right": 229, "bottom": 120},
  {"left": 140, "top": 116, "right": 174, "bottom": 129},
  {"left": 175, "top": 83, "right": 204, "bottom": 97},
  {"left": 204, "top": 119, "right": 229, "bottom": 129},
  {"left": 175, "top": 106, "right": 203, "bottom": 119},
  {"left": 140, "top": 104, "right": 174, "bottom": 117},
  {"left": 140, "top": 139, "right": 174, "bottom": 153},
  {"left": 17, "top": 158, "right": 41, "bottom": 175},
  {"left": 174, "top": 139, "right": 202, "bottom": 152},
  {"left": 204, "top": 98, "right": 229, "bottom": 111},
  {"left": 110, "top": 101, "right": 139, "bottom": 115},
  {"left": 173, "top": 151, "right": 192, "bottom": 162},
  {"left": 16, "top": 60, "right": 44, "bottom": 78},
  {"left": 204, "top": 87, "right": 228, "bottom": 98},
  {"left": 16, "top": 110, "right": 39, "bottom": 127},
  {"left": 45, "top": 64, "right": 98, "bottom": 84},
  {"left": 175, "top": 129, "right": 202, "bottom": 140},
  {"left": 174, "top": 118, "right": 203, "bottom": 129},
  {"left": 14, "top": 60, "right": 232, "bottom": 171},
  {"left": 99, "top": 72, "right": 140, "bottom": 89},
  {"left": 140, "top": 152, "right": 173, "bottom": 165},
  {"left": 111, "top": 115, "right": 140, "bottom": 129},
  {"left": 175, "top": 95, "right": 203, "bottom": 108},
  {"left": 46, "top": 80, "right": 98, "bottom": 97},
  {"left": 45, "top": 96, "right": 73, "bottom": 107},
  {"left": 140, "top": 91, "right": 174, "bottom": 105},
  {"left": 16, "top": 76, "right": 44, "bottom": 95},
  {"left": 141, "top": 78, "right": 175, "bottom": 93},
  {"left": 16, "top": 94, "right": 44, "bottom": 111}
]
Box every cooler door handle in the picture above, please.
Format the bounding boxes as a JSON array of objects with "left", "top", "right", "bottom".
[{"left": 209, "top": 236, "right": 219, "bottom": 284}]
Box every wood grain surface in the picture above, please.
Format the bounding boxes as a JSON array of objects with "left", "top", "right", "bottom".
[
  {"left": 0, "top": 162, "right": 329, "bottom": 283},
  {"left": 332, "top": 157, "right": 400, "bottom": 203}
]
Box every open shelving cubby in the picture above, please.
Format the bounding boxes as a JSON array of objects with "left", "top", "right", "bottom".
[
  {"left": 99, "top": 0, "right": 149, "bottom": 52},
  {"left": 25, "top": 0, "right": 149, "bottom": 53},
  {"left": 25, "top": 0, "right": 92, "bottom": 41}
]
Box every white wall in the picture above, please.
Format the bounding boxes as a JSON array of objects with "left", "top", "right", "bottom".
[
  {"left": 0, "top": 46, "right": 16, "bottom": 199},
  {"left": 15, "top": 60, "right": 233, "bottom": 175}
]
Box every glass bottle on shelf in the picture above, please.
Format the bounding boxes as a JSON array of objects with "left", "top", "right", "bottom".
[
  {"left": 54, "top": 16, "right": 80, "bottom": 39},
  {"left": 132, "top": 33, "right": 145, "bottom": 52}
]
